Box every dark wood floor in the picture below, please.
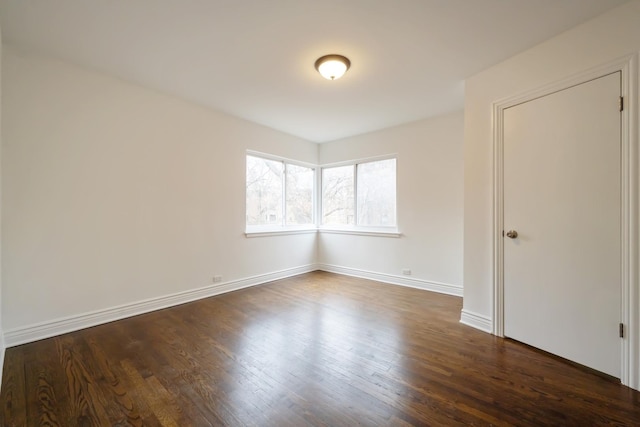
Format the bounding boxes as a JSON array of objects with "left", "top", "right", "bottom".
[{"left": 1, "top": 271, "right": 639, "bottom": 426}]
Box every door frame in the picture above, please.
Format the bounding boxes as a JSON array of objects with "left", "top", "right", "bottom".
[{"left": 492, "top": 54, "right": 638, "bottom": 389}]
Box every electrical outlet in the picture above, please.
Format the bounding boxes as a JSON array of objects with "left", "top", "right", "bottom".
[
  {"left": 402, "top": 269, "right": 412, "bottom": 276},
  {"left": 213, "top": 275, "right": 223, "bottom": 283}
]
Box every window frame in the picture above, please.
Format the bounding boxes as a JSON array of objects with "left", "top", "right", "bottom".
[
  {"left": 319, "top": 154, "right": 399, "bottom": 236},
  {"left": 245, "top": 151, "right": 317, "bottom": 237}
]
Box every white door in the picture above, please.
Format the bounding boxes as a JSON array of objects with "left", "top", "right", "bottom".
[{"left": 503, "top": 72, "right": 621, "bottom": 378}]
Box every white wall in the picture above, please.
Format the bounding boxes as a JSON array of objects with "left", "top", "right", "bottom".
[
  {"left": 318, "top": 112, "right": 463, "bottom": 294},
  {"left": 1, "top": 46, "right": 318, "bottom": 338},
  {"left": 464, "top": 0, "right": 640, "bottom": 388},
  {"left": 0, "top": 44, "right": 465, "bottom": 349}
]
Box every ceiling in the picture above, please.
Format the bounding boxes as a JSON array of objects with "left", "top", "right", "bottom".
[{"left": 0, "top": 0, "right": 630, "bottom": 142}]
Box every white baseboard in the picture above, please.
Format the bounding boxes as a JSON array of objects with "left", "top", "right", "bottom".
[
  {"left": 459, "top": 309, "right": 493, "bottom": 333},
  {"left": 3, "top": 264, "right": 464, "bottom": 347},
  {"left": 317, "top": 263, "right": 463, "bottom": 297},
  {"left": 4, "top": 264, "right": 317, "bottom": 347}
]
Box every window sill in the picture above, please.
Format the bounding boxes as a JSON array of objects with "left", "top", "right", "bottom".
[
  {"left": 244, "top": 227, "right": 402, "bottom": 238},
  {"left": 318, "top": 228, "right": 402, "bottom": 238},
  {"left": 245, "top": 228, "right": 318, "bottom": 238}
]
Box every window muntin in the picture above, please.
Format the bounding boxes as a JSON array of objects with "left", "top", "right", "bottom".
[
  {"left": 246, "top": 154, "right": 314, "bottom": 230},
  {"left": 322, "top": 157, "right": 397, "bottom": 229}
]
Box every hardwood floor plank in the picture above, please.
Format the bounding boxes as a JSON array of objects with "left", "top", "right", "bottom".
[
  {"left": 146, "top": 323, "right": 249, "bottom": 426},
  {"left": 24, "top": 339, "right": 71, "bottom": 426},
  {"left": 119, "top": 359, "right": 177, "bottom": 427},
  {"left": 0, "top": 345, "right": 27, "bottom": 427},
  {"left": 1, "top": 271, "right": 639, "bottom": 426},
  {"left": 109, "top": 321, "right": 216, "bottom": 427},
  {"left": 56, "top": 335, "right": 112, "bottom": 426},
  {"left": 84, "top": 336, "right": 144, "bottom": 426}
]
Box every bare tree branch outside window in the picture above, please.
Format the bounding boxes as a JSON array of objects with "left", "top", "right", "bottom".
[
  {"left": 246, "top": 155, "right": 314, "bottom": 228},
  {"left": 322, "top": 166, "right": 354, "bottom": 225},
  {"left": 286, "top": 164, "right": 314, "bottom": 225},
  {"left": 322, "top": 159, "right": 396, "bottom": 227},
  {"left": 357, "top": 159, "right": 396, "bottom": 226},
  {"left": 246, "top": 154, "right": 395, "bottom": 230}
]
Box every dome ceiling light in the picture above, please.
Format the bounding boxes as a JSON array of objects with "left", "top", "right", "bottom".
[{"left": 314, "top": 54, "right": 351, "bottom": 80}]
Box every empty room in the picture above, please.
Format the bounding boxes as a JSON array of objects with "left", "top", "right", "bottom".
[{"left": 1, "top": 0, "right": 640, "bottom": 425}]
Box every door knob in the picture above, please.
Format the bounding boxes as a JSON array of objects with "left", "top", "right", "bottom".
[{"left": 506, "top": 230, "right": 518, "bottom": 239}]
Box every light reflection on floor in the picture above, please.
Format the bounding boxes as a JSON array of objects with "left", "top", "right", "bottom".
[{"left": 224, "top": 288, "right": 403, "bottom": 422}]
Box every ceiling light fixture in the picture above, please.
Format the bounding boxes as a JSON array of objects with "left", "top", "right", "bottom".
[{"left": 314, "top": 54, "right": 351, "bottom": 80}]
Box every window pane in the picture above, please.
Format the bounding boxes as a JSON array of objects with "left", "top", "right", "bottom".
[
  {"left": 322, "top": 165, "right": 354, "bottom": 225},
  {"left": 246, "top": 155, "right": 283, "bottom": 226},
  {"left": 286, "top": 164, "right": 314, "bottom": 225},
  {"left": 357, "top": 158, "right": 396, "bottom": 226}
]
